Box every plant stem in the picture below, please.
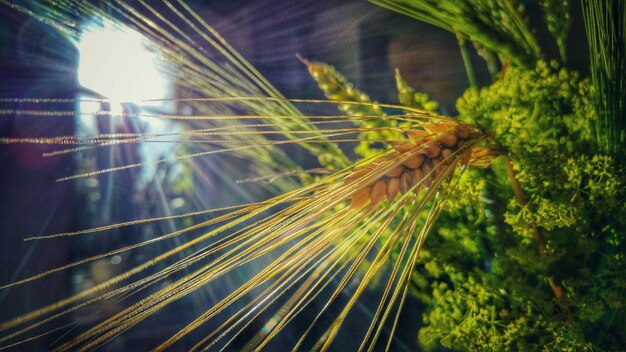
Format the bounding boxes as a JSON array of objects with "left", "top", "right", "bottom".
[
  {"left": 457, "top": 34, "right": 478, "bottom": 87},
  {"left": 503, "top": 155, "right": 564, "bottom": 301},
  {"left": 582, "top": 0, "right": 626, "bottom": 166}
]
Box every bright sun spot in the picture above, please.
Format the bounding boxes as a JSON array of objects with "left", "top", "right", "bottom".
[
  {"left": 76, "top": 19, "right": 169, "bottom": 105},
  {"left": 74, "top": 18, "right": 180, "bottom": 183}
]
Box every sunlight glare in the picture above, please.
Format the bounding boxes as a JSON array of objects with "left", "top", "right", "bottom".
[{"left": 76, "top": 19, "right": 169, "bottom": 105}]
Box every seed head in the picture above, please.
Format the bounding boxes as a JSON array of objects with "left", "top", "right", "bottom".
[{"left": 348, "top": 122, "right": 483, "bottom": 209}]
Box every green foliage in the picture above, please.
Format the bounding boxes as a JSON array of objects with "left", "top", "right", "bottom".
[
  {"left": 539, "top": 0, "right": 571, "bottom": 61},
  {"left": 408, "top": 60, "right": 626, "bottom": 351},
  {"left": 582, "top": 0, "right": 626, "bottom": 166},
  {"left": 458, "top": 61, "right": 596, "bottom": 152},
  {"left": 418, "top": 270, "right": 553, "bottom": 351},
  {"left": 368, "top": 0, "right": 541, "bottom": 68}
]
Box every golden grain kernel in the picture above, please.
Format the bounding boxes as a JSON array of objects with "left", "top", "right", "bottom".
[
  {"left": 370, "top": 180, "right": 387, "bottom": 206},
  {"left": 395, "top": 142, "right": 415, "bottom": 154},
  {"left": 457, "top": 124, "right": 472, "bottom": 139},
  {"left": 345, "top": 167, "right": 371, "bottom": 183},
  {"left": 386, "top": 177, "right": 400, "bottom": 201},
  {"left": 403, "top": 155, "right": 424, "bottom": 169},
  {"left": 422, "top": 123, "right": 449, "bottom": 133},
  {"left": 386, "top": 166, "right": 404, "bottom": 177},
  {"left": 350, "top": 186, "right": 372, "bottom": 209},
  {"left": 407, "top": 130, "right": 429, "bottom": 141},
  {"left": 440, "top": 133, "right": 458, "bottom": 147},
  {"left": 424, "top": 142, "right": 441, "bottom": 158},
  {"left": 431, "top": 157, "right": 440, "bottom": 169},
  {"left": 400, "top": 171, "right": 413, "bottom": 194},
  {"left": 440, "top": 148, "right": 453, "bottom": 159},
  {"left": 431, "top": 159, "right": 442, "bottom": 182},
  {"left": 370, "top": 155, "right": 393, "bottom": 166},
  {"left": 461, "top": 150, "right": 472, "bottom": 165},
  {"left": 422, "top": 161, "right": 433, "bottom": 187},
  {"left": 412, "top": 168, "right": 424, "bottom": 185}
]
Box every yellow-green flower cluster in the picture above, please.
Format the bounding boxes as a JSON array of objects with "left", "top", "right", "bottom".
[
  {"left": 418, "top": 270, "right": 550, "bottom": 351},
  {"left": 416, "top": 60, "right": 626, "bottom": 351}
]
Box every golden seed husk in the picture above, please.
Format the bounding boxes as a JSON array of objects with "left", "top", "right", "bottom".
[
  {"left": 350, "top": 186, "right": 372, "bottom": 209},
  {"left": 431, "top": 158, "right": 440, "bottom": 169},
  {"left": 422, "top": 123, "right": 450, "bottom": 133},
  {"left": 422, "top": 161, "right": 433, "bottom": 187},
  {"left": 412, "top": 168, "right": 424, "bottom": 186},
  {"left": 461, "top": 149, "right": 471, "bottom": 165},
  {"left": 425, "top": 143, "right": 441, "bottom": 158},
  {"left": 457, "top": 124, "right": 472, "bottom": 139},
  {"left": 346, "top": 167, "right": 371, "bottom": 183},
  {"left": 400, "top": 171, "right": 413, "bottom": 194},
  {"left": 370, "top": 180, "right": 387, "bottom": 206},
  {"left": 349, "top": 122, "right": 479, "bottom": 206},
  {"left": 440, "top": 148, "right": 453, "bottom": 159},
  {"left": 395, "top": 142, "right": 415, "bottom": 154},
  {"left": 407, "top": 130, "right": 430, "bottom": 140},
  {"left": 369, "top": 155, "right": 393, "bottom": 167},
  {"left": 403, "top": 155, "right": 424, "bottom": 169},
  {"left": 440, "top": 133, "right": 458, "bottom": 147},
  {"left": 386, "top": 177, "right": 400, "bottom": 201},
  {"left": 386, "top": 166, "right": 404, "bottom": 177}
]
